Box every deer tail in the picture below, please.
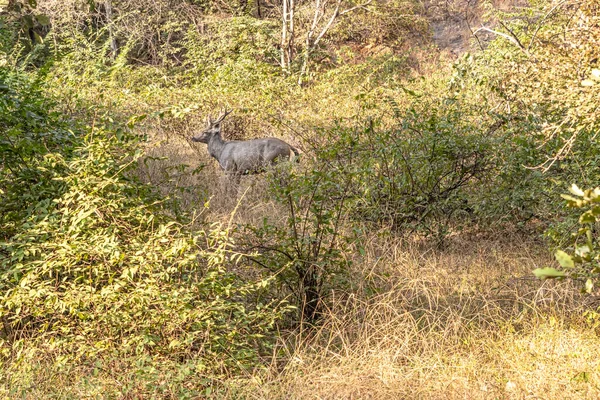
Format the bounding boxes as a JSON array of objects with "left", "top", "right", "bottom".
[{"left": 290, "top": 146, "right": 300, "bottom": 162}]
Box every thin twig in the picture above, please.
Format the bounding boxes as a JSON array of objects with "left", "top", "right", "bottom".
[
  {"left": 473, "top": 26, "right": 531, "bottom": 57},
  {"left": 465, "top": 0, "right": 483, "bottom": 51},
  {"left": 527, "top": 0, "right": 569, "bottom": 51}
]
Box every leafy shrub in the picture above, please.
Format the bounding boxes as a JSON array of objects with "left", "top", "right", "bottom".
[
  {"left": 355, "top": 110, "right": 496, "bottom": 236},
  {"left": 456, "top": 0, "right": 600, "bottom": 236},
  {"left": 534, "top": 185, "right": 600, "bottom": 294},
  {"left": 38, "top": 0, "right": 201, "bottom": 65},
  {"left": 307, "top": 104, "right": 502, "bottom": 239},
  {"left": 0, "top": 68, "right": 287, "bottom": 375},
  {"left": 0, "top": 66, "right": 75, "bottom": 237},
  {"left": 242, "top": 159, "right": 354, "bottom": 324},
  {"left": 181, "top": 16, "right": 280, "bottom": 82}
]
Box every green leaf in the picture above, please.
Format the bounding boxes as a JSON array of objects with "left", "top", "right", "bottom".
[
  {"left": 22, "top": 15, "right": 34, "bottom": 29},
  {"left": 555, "top": 250, "right": 574, "bottom": 268},
  {"left": 35, "top": 14, "right": 50, "bottom": 26},
  {"left": 33, "top": 31, "right": 43, "bottom": 44},
  {"left": 560, "top": 194, "right": 582, "bottom": 206},
  {"left": 575, "top": 245, "right": 590, "bottom": 257},
  {"left": 533, "top": 267, "right": 566, "bottom": 279},
  {"left": 585, "top": 279, "right": 594, "bottom": 294},
  {"left": 569, "top": 184, "right": 584, "bottom": 197},
  {"left": 579, "top": 210, "right": 596, "bottom": 224}
]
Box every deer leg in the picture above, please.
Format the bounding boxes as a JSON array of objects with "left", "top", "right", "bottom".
[{"left": 222, "top": 171, "right": 241, "bottom": 201}]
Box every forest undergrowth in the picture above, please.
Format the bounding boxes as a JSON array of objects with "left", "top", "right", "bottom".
[
  {"left": 1, "top": 0, "right": 600, "bottom": 398},
  {"left": 6, "top": 229, "right": 600, "bottom": 399}
]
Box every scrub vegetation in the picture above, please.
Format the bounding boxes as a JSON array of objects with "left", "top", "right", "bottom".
[{"left": 0, "top": 0, "right": 599, "bottom": 397}]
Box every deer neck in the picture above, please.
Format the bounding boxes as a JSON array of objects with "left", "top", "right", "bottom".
[{"left": 207, "top": 133, "right": 226, "bottom": 161}]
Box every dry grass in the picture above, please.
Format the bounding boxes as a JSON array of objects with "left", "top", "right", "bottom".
[
  {"left": 128, "top": 128, "right": 600, "bottom": 399},
  {"left": 223, "top": 233, "right": 600, "bottom": 399},
  {"left": 3, "top": 219, "right": 599, "bottom": 399},
  {"left": 21, "top": 13, "right": 598, "bottom": 396}
]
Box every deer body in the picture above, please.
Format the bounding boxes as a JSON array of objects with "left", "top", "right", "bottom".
[{"left": 192, "top": 110, "right": 299, "bottom": 176}]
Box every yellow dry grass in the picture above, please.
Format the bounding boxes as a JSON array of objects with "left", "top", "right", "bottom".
[
  {"left": 2, "top": 185, "right": 598, "bottom": 399},
  {"left": 223, "top": 233, "right": 600, "bottom": 399},
  {"left": 131, "top": 134, "right": 600, "bottom": 399}
]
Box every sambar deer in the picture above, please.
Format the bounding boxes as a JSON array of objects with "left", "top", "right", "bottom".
[{"left": 191, "top": 110, "right": 299, "bottom": 180}]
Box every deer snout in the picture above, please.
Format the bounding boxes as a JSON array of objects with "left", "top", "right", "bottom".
[{"left": 191, "top": 131, "right": 209, "bottom": 143}]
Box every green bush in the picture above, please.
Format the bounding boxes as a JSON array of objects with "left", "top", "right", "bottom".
[
  {"left": 305, "top": 105, "right": 502, "bottom": 239},
  {"left": 181, "top": 16, "right": 280, "bottom": 82},
  {"left": 243, "top": 159, "right": 354, "bottom": 323},
  {"left": 452, "top": 0, "right": 600, "bottom": 237},
  {"left": 0, "top": 68, "right": 288, "bottom": 376},
  {"left": 534, "top": 185, "right": 600, "bottom": 294}
]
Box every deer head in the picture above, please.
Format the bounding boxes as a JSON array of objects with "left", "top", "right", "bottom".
[{"left": 191, "top": 109, "right": 233, "bottom": 143}]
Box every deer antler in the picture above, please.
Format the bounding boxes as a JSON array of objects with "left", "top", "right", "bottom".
[{"left": 214, "top": 109, "right": 233, "bottom": 124}]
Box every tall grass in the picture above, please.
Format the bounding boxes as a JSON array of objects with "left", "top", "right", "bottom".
[
  {"left": 4, "top": 232, "right": 599, "bottom": 398},
  {"left": 230, "top": 233, "right": 599, "bottom": 399}
]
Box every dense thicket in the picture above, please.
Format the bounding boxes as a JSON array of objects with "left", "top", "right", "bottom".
[
  {"left": 0, "top": 67, "right": 288, "bottom": 395},
  {"left": 1, "top": 0, "right": 599, "bottom": 396}
]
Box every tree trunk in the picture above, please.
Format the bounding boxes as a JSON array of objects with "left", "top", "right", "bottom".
[{"left": 104, "top": 0, "right": 118, "bottom": 58}]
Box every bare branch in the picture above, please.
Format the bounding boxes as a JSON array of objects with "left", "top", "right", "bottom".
[
  {"left": 528, "top": 0, "right": 569, "bottom": 51},
  {"left": 473, "top": 26, "right": 531, "bottom": 57},
  {"left": 312, "top": 0, "right": 341, "bottom": 50},
  {"left": 498, "top": 21, "right": 527, "bottom": 52},
  {"left": 465, "top": 0, "right": 484, "bottom": 51},
  {"left": 312, "top": 0, "right": 372, "bottom": 54},
  {"left": 527, "top": 121, "right": 577, "bottom": 173},
  {"left": 339, "top": 0, "right": 372, "bottom": 16},
  {"left": 298, "top": 0, "right": 372, "bottom": 84}
]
